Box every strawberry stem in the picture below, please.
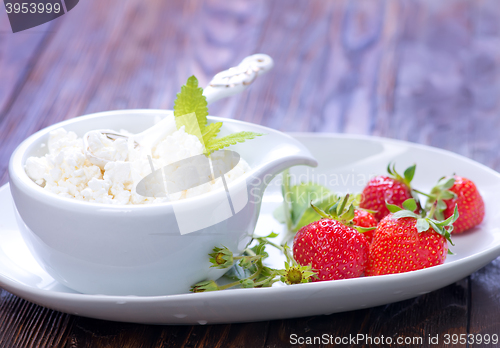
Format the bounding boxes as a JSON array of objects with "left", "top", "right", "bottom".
[
  {"left": 413, "top": 189, "right": 433, "bottom": 199},
  {"left": 426, "top": 202, "right": 437, "bottom": 220}
]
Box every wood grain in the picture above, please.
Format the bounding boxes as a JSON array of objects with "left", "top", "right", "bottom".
[
  {"left": 0, "top": 9, "right": 56, "bottom": 120},
  {"left": 0, "top": 0, "right": 499, "bottom": 347}
]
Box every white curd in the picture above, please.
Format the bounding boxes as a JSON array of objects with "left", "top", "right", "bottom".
[{"left": 25, "top": 121, "right": 250, "bottom": 205}]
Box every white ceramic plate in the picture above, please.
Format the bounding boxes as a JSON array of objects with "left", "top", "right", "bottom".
[{"left": 2, "top": 133, "right": 500, "bottom": 325}]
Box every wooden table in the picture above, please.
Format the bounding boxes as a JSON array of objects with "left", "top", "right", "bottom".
[{"left": 1, "top": 0, "right": 499, "bottom": 346}]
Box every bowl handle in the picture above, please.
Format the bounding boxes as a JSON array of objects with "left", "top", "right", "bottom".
[{"left": 249, "top": 135, "right": 318, "bottom": 197}]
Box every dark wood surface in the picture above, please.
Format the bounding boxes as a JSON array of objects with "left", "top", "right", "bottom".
[{"left": 1, "top": 0, "right": 499, "bottom": 346}]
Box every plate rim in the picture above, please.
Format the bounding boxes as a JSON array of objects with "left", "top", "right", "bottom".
[{"left": 2, "top": 132, "right": 500, "bottom": 324}]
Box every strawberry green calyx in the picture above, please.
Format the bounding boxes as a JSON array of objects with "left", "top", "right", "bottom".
[
  {"left": 311, "top": 194, "right": 376, "bottom": 234},
  {"left": 387, "top": 162, "right": 416, "bottom": 188},
  {"left": 280, "top": 244, "right": 316, "bottom": 285},
  {"left": 387, "top": 198, "right": 459, "bottom": 246},
  {"left": 190, "top": 280, "right": 219, "bottom": 293},
  {"left": 209, "top": 246, "right": 234, "bottom": 269},
  {"left": 416, "top": 176, "right": 457, "bottom": 221}
]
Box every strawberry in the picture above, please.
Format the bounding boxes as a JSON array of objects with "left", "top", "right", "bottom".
[
  {"left": 360, "top": 163, "right": 419, "bottom": 221},
  {"left": 353, "top": 209, "right": 378, "bottom": 243},
  {"left": 293, "top": 195, "right": 371, "bottom": 281},
  {"left": 366, "top": 199, "right": 458, "bottom": 276},
  {"left": 423, "top": 176, "right": 484, "bottom": 234}
]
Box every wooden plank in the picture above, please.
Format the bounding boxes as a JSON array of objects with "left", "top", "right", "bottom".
[
  {"left": 265, "top": 280, "right": 468, "bottom": 348},
  {"left": 469, "top": 259, "right": 500, "bottom": 344},
  {"left": 0, "top": 0, "right": 150, "bottom": 185},
  {"left": 0, "top": 291, "right": 73, "bottom": 348},
  {"left": 466, "top": 0, "right": 500, "bottom": 341},
  {"left": 0, "top": 0, "right": 272, "bottom": 185},
  {"left": 0, "top": 8, "right": 55, "bottom": 119},
  {"left": 0, "top": 0, "right": 499, "bottom": 346}
]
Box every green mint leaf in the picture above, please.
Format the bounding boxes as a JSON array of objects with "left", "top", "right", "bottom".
[
  {"left": 173, "top": 75, "right": 208, "bottom": 133},
  {"left": 205, "top": 131, "right": 264, "bottom": 153},
  {"left": 202, "top": 122, "right": 222, "bottom": 145},
  {"left": 175, "top": 112, "right": 204, "bottom": 145}
]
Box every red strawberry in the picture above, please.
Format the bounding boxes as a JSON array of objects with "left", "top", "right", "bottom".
[
  {"left": 353, "top": 209, "right": 378, "bottom": 243},
  {"left": 445, "top": 177, "right": 484, "bottom": 233},
  {"left": 366, "top": 199, "right": 457, "bottom": 276},
  {"left": 293, "top": 219, "right": 369, "bottom": 281},
  {"left": 293, "top": 195, "right": 371, "bottom": 281},
  {"left": 360, "top": 163, "right": 419, "bottom": 221},
  {"left": 425, "top": 176, "right": 484, "bottom": 234}
]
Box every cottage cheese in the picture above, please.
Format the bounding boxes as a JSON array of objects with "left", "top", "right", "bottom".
[{"left": 25, "top": 119, "right": 250, "bottom": 205}]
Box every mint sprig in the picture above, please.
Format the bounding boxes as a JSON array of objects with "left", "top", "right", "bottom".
[
  {"left": 173, "top": 75, "right": 263, "bottom": 152},
  {"left": 205, "top": 131, "right": 263, "bottom": 153},
  {"left": 173, "top": 76, "right": 208, "bottom": 131}
]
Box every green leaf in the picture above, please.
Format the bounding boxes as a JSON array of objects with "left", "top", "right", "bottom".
[
  {"left": 428, "top": 220, "right": 453, "bottom": 245},
  {"left": 240, "top": 279, "right": 255, "bottom": 288},
  {"left": 336, "top": 194, "right": 349, "bottom": 216},
  {"left": 436, "top": 199, "right": 447, "bottom": 211},
  {"left": 175, "top": 112, "right": 204, "bottom": 144},
  {"left": 293, "top": 191, "right": 337, "bottom": 231},
  {"left": 250, "top": 242, "right": 268, "bottom": 258},
  {"left": 273, "top": 205, "right": 286, "bottom": 224},
  {"left": 387, "top": 162, "right": 394, "bottom": 176},
  {"left": 416, "top": 218, "right": 430, "bottom": 233},
  {"left": 441, "top": 190, "right": 456, "bottom": 200},
  {"left": 223, "top": 263, "right": 253, "bottom": 281},
  {"left": 173, "top": 75, "right": 209, "bottom": 131},
  {"left": 202, "top": 122, "right": 223, "bottom": 145},
  {"left": 280, "top": 169, "right": 293, "bottom": 231},
  {"left": 356, "top": 226, "right": 376, "bottom": 233},
  {"left": 402, "top": 198, "right": 417, "bottom": 212},
  {"left": 404, "top": 164, "right": 416, "bottom": 183},
  {"left": 392, "top": 211, "right": 420, "bottom": 220},
  {"left": 274, "top": 182, "right": 336, "bottom": 232},
  {"left": 263, "top": 231, "right": 279, "bottom": 239},
  {"left": 328, "top": 202, "right": 340, "bottom": 217},
  {"left": 386, "top": 203, "right": 403, "bottom": 213},
  {"left": 206, "top": 132, "right": 264, "bottom": 153},
  {"left": 435, "top": 210, "right": 444, "bottom": 221},
  {"left": 340, "top": 204, "right": 355, "bottom": 221},
  {"left": 442, "top": 177, "right": 455, "bottom": 190}
]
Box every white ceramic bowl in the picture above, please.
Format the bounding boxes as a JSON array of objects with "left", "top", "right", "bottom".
[{"left": 9, "top": 110, "right": 317, "bottom": 296}]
